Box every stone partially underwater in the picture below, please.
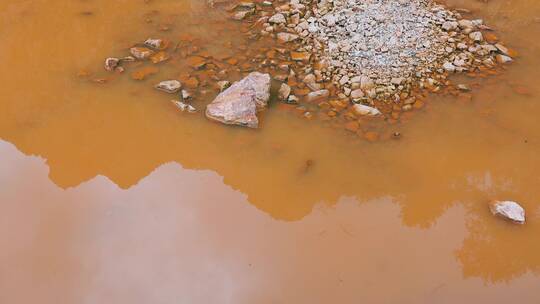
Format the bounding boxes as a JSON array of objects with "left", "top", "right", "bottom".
[
  {"left": 205, "top": 72, "right": 271, "bottom": 128},
  {"left": 489, "top": 200, "right": 526, "bottom": 225}
]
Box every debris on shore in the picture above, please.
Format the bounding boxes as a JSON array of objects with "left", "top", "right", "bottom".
[{"left": 489, "top": 200, "right": 526, "bottom": 224}]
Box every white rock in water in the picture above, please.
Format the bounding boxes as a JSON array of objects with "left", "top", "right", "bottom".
[
  {"left": 155, "top": 80, "right": 182, "bottom": 93},
  {"left": 144, "top": 38, "right": 165, "bottom": 49},
  {"left": 205, "top": 72, "right": 271, "bottom": 128},
  {"left": 489, "top": 200, "right": 525, "bottom": 224},
  {"left": 353, "top": 104, "right": 381, "bottom": 116},
  {"left": 496, "top": 54, "right": 513, "bottom": 64},
  {"left": 171, "top": 100, "right": 197, "bottom": 113}
]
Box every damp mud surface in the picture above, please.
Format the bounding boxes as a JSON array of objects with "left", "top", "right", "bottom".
[{"left": 1, "top": 0, "right": 540, "bottom": 303}]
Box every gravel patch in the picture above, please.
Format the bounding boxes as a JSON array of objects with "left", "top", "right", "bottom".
[{"left": 232, "top": 0, "right": 513, "bottom": 105}]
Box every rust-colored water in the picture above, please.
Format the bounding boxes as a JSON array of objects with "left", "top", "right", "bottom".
[{"left": 1, "top": 0, "right": 540, "bottom": 303}]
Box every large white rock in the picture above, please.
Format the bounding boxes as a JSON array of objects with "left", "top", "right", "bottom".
[
  {"left": 205, "top": 72, "right": 271, "bottom": 128},
  {"left": 489, "top": 200, "right": 525, "bottom": 224}
]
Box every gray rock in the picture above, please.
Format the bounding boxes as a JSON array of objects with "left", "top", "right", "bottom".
[{"left": 205, "top": 72, "right": 271, "bottom": 128}]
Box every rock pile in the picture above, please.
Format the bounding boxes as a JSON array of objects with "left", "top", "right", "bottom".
[
  {"left": 94, "top": 0, "right": 516, "bottom": 136},
  {"left": 233, "top": 0, "right": 514, "bottom": 105}
]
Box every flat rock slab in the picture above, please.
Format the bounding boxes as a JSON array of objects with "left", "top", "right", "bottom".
[{"left": 205, "top": 72, "right": 271, "bottom": 128}]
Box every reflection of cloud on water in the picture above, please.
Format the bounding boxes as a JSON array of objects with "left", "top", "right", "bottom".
[{"left": 2, "top": 139, "right": 540, "bottom": 302}]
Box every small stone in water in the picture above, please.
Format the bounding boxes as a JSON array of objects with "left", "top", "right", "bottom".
[
  {"left": 171, "top": 100, "right": 197, "bottom": 113},
  {"left": 489, "top": 200, "right": 525, "bottom": 224},
  {"left": 457, "top": 84, "right": 471, "bottom": 91},
  {"left": 217, "top": 80, "right": 231, "bottom": 92},
  {"left": 104, "top": 57, "right": 120, "bottom": 71},
  {"left": 130, "top": 47, "right": 155, "bottom": 60},
  {"left": 155, "top": 80, "right": 182, "bottom": 93},
  {"left": 352, "top": 104, "right": 382, "bottom": 116},
  {"left": 144, "top": 38, "right": 168, "bottom": 50},
  {"left": 496, "top": 54, "right": 513, "bottom": 64}
]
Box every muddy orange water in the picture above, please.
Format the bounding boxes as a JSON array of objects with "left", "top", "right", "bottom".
[{"left": 1, "top": 0, "right": 540, "bottom": 303}]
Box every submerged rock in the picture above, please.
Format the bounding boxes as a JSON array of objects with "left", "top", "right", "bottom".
[
  {"left": 205, "top": 72, "right": 271, "bottom": 128},
  {"left": 489, "top": 200, "right": 525, "bottom": 224}
]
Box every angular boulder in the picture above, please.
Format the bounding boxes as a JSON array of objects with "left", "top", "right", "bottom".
[
  {"left": 205, "top": 72, "right": 271, "bottom": 128},
  {"left": 489, "top": 200, "right": 525, "bottom": 224}
]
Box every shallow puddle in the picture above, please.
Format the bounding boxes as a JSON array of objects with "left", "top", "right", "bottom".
[{"left": 1, "top": 0, "right": 540, "bottom": 303}]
